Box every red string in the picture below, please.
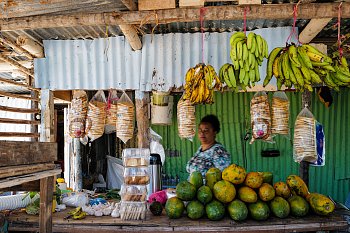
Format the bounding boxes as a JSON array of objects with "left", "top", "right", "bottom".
[
  {"left": 200, "top": 7, "right": 207, "bottom": 64},
  {"left": 286, "top": 3, "right": 301, "bottom": 45},
  {"left": 107, "top": 90, "right": 112, "bottom": 110},
  {"left": 243, "top": 7, "right": 249, "bottom": 35},
  {"left": 337, "top": 2, "right": 343, "bottom": 58}
]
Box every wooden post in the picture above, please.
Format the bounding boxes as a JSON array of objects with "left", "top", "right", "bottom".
[
  {"left": 135, "top": 91, "right": 150, "bottom": 148},
  {"left": 300, "top": 90, "right": 311, "bottom": 186},
  {"left": 39, "top": 176, "right": 54, "bottom": 233},
  {"left": 71, "top": 138, "right": 82, "bottom": 191},
  {"left": 30, "top": 76, "right": 38, "bottom": 142},
  {"left": 40, "top": 89, "right": 55, "bottom": 142}
]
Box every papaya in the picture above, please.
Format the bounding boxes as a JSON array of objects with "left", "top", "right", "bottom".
[
  {"left": 197, "top": 185, "right": 213, "bottom": 204},
  {"left": 189, "top": 171, "right": 203, "bottom": 190},
  {"left": 228, "top": 199, "right": 248, "bottom": 221},
  {"left": 248, "top": 200, "right": 270, "bottom": 221},
  {"left": 176, "top": 181, "right": 196, "bottom": 201},
  {"left": 307, "top": 193, "right": 335, "bottom": 216},
  {"left": 286, "top": 175, "right": 310, "bottom": 198},
  {"left": 206, "top": 200, "right": 225, "bottom": 221},
  {"left": 238, "top": 186, "right": 258, "bottom": 203},
  {"left": 274, "top": 181, "right": 291, "bottom": 199},
  {"left": 270, "top": 196, "right": 290, "bottom": 218},
  {"left": 258, "top": 172, "right": 273, "bottom": 185},
  {"left": 288, "top": 195, "right": 309, "bottom": 217},
  {"left": 222, "top": 164, "right": 246, "bottom": 185},
  {"left": 205, "top": 167, "right": 222, "bottom": 190},
  {"left": 165, "top": 197, "right": 185, "bottom": 219},
  {"left": 213, "top": 180, "right": 236, "bottom": 203},
  {"left": 245, "top": 172, "right": 263, "bottom": 189},
  {"left": 258, "top": 183, "right": 275, "bottom": 202}
]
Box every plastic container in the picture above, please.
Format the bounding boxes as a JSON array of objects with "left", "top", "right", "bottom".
[
  {"left": 152, "top": 91, "right": 170, "bottom": 106},
  {"left": 124, "top": 167, "right": 150, "bottom": 185},
  {"left": 120, "top": 185, "right": 148, "bottom": 202},
  {"left": 151, "top": 96, "right": 173, "bottom": 125},
  {"left": 120, "top": 201, "right": 147, "bottom": 220},
  {"left": 122, "top": 148, "right": 150, "bottom": 167}
]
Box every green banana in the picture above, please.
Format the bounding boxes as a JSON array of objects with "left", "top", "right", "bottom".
[
  {"left": 243, "top": 70, "right": 250, "bottom": 86},
  {"left": 300, "top": 66, "right": 311, "bottom": 84},
  {"left": 247, "top": 32, "right": 255, "bottom": 50},
  {"left": 291, "top": 62, "right": 304, "bottom": 87},
  {"left": 239, "top": 68, "right": 246, "bottom": 83},
  {"left": 242, "top": 43, "right": 249, "bottom": 61},
  {"left": 309, "top": 69, "right": 323, "bottom": 84},
  {"left": 297, "top": 46, "right": 313, "bottom": 69},
  {"left": 276, "top": 78, "right": 283, "bottom": 90},
  {"left": 249, "top": 68, "right": 256, "bottom": 84},
  {"left": 288, "top": 45, "right": 301, "bottom": 68},
  {"left": 311, "top": 61, "right": 331, "bottom": 67},
  {"left": 282, "top": 52, "right": 291, "bottom": 80},
  {"left": 301, "top": 44, "right": 326, "bottom": 57},
  {"left": 255, "top": 65, "right": 260, "bottom": 82},
  {"left": 277, "top": 55, "right": 284, "bottom": 82},
  {"left": 334, "top": 66, "right": 350, "bottom": 83},
  {"left": 251, "top": 36, "right": 257, "bottom": 54},
  {"left": 323, "top": 71, "right": 339, "bottom": 90},
  {"left": 223, "top": 68, "right": 233, "bottom": 88},
  {"left": 263, "top": 47, "right": 283, "bottom": 87},
  {"left": 230, "top": 38, "right": 245, "bottom": 62},
  {"left": 230, "top": 32, "right": 246, "bottom": 47},
  {"left": 228, "top": 65, "right": 237, "bottom": 88},
  {"left": 237, "top": 40, "right": 243, "bottom": 61}
]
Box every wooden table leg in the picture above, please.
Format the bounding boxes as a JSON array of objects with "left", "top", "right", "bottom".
[{"left": 40, "top": 176, "right": 54, "bottom": 233}]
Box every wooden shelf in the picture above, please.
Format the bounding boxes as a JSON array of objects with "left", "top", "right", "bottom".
[{"left": 0, "top": 169, "right": 61, "bottom": 189}]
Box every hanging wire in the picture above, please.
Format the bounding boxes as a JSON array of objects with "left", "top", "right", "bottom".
[{"left": 200, "top": 7, "right": 207, "bottom": 64}]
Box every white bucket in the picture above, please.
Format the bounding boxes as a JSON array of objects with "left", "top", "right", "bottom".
[{"left": 151, "top": 96, "right": 173, "bottom": 125}]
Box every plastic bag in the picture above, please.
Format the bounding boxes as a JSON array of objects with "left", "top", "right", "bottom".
[
  {"left": 116, "top": 91, "right": 134, "bottom": 144},
  {"left": 293, "top": 107, "right": 317, "bottom": 163},
  {"left": 250, "top": 91, "right": 273, "bottom": 144},
  {"left": 105, "top": 90, "right": 119, "bottom": 134},
  {"left": 150, "top": 128, "right": 165, "bottom": 164},
  {"left": 271, "top": 91, "right": 290, "bottom": 136},
  {"left": 177, "top": 95, "right": 196, "bottom": 141},
  {"left": 69, "top": 90, "right": 88, "bottom": 138},
  {"left": 85, "top": 90, "right": 107, "bottom": 141},
  {"left": 310, "top": 122, "right": 326, "bottom": 166},
  {"left": 62, "top": 192, "right": 89, "bottom": 207}
]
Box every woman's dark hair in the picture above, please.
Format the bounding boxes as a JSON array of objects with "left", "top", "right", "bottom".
[{"left": 200, "top": 114, "right": 220, "bottom": 133}]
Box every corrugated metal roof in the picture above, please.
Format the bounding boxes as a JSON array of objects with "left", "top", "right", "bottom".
[
  {"left": 0, "top": 97, "right": 32, "bottom": 141},
  {"left": 153, "top": 88, "right": 350, "bottom": 203},
  {"left": 36, "top": 27, "right": 296, "bottom": 91}
]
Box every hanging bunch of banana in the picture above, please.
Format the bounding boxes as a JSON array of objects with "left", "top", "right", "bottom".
[
  {"left": 227, "top": 31, "right": 269, "bottom": 90},
  {"left": 329, "top": 51, "right": 350, "bottom": 88},
  {"left": 218, "top": 63, "right": 242, "bottom": 92},
  {"left": 264, "top": 43, "right": 349, "bottom": 92},
  {"left": 183, "top": 63, "right": 222, "bottom": 105}
]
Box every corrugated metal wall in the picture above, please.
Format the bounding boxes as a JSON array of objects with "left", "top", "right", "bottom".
[
  {"left": 35, "top": 27, "right": 295, "bottom": 91},
  {"left": 153, "top": 88, "right": 350, "bottom": 203}
]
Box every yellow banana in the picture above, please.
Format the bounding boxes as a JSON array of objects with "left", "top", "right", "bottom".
[
  {"left": 272, "top": 56, "right": 280, "bottom": 78},
  {"left": 297, "top": 46, "right": 313, "bottom": 69},
  {"left": 68, "top": 207, "right": 82, "bottom": 216},
  {"left": 72, "top": 211, "right": 87, "bottom": 220},
  {"left": 282, "top": 52, "right": 290, "bottom": 80},
  {"left": 307, "top": 51, "right": 324, "bottom": 62}
]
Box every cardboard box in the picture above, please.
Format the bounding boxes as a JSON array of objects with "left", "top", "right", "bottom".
[{"left": 138, "top": 0, "right": 176, "bottom": 11}]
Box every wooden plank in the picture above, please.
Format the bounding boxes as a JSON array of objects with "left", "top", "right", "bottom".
[
  {"left": 0, "top": 180, "right": 40, "bottom": 192},
  {"left": 121, "top": 0, "right": 138, "bottom": 11},
  {"left": 119, "top": 25, "right": 142, "bottom": 50},
  {"left": 40, "top": 90, "right": 55, "bottom": 143},
  {"left": 0, "top": 53, "right": 33, "bottom": 77},
  {"left": 0, "top": 117, "right": 40, "bottom": 125},
  {"left": 16, "top": 36, "right": 44, "bottom": 58},
  {"left": 53, "top": 90, "right": 71, "bottom": 102},
  {"left": 0, "top": 132, "right": 39, "bottom": 138},
  {"left": 0, "top": 141, "right": 57, "bottom": 167},
  {"left": 238, "top": 0, "right": 261, "bottom": 4},
  {"left": 299, "top": 18, "right": 333, "bottom": 44},
  {"left": 0, "top": 90, "right": 39, "bottom": 101},
  {"left": 0, "top": 163, "right": 55, "bottom": 179},
  {"left": 139, "top": 0, "right": 175, "bottom": 10},
  {"left": 0, "top": 169, "right": 61, "bottom": 189},
  {"left": 0, "top": 3, "right": 349, "bottom": 30},
  {"left": 0, "top": 105, "right": 40, "bottom": 113},
  {"left": 0, "top": 76, "right": 39, "bottom": 91},
  {"left": 0, "top": 60, "right": 33, "bottom": 72},
  {"left": 179, "top": 0, "right": 204, "bottom": 8},
  {"left": 0, "top": 36, "right": 35, "bottom": 59},
  {"left": 40, "top": 176, "right": 54, "bottom": 233}
]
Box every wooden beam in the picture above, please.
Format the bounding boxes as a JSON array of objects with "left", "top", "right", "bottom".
[
  {"left": 121, "top": 0, "right": 137, "bottom": 11},
  {"left": 0, "top": 132, "right": 39, "bottom": 137},
  {"left": 0, "top": 61, "right": 32, "bottom": 72},
  {"left": 119, "top": 24, "right": 142, "bottom": 50},
  {"left": 0, "top": 105, "right": 40, "bottom": 113},
  {"left": 299, "top": 18, "right": 333, "bottom": 44},
  {"left": 0, "top": 91, "right": 39, "bottom": 101},
  {"left": 53, "top": 90, "right": 71, "bottom": 102},
  {"left": 0, "top": 54, "right": 33, "bottom": 77},
  {"left": 135, "top": 91, "right": 150, "bottom": 148},
  {"left": 0, "top": 117, "right": 40, "bottom": 125},
  {"left": 0, "top": 76, "right": 39, "bottom": 91},
  {"left": 0, "top": 3, "right": 348, "bottom": 30},
  {"left": 0, "top": 180, "right": 40, "bottom": 192},
  {"left": 16, "top": 36, "right": 44, "bottom": 58},
  {"left": 40, "top": 90, "right": 55, "bottom": 142},
  {"left": 40, "top": 176, "right": 54, "bottom": 233},
  {"left": 0, "top": 37, "right": 35, "bottom": 60}
]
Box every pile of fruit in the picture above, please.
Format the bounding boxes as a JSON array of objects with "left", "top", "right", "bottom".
[
  {"left": 165, "top": 165, "right": 335, "bottom": 221},
  {"left": 183, "top": 63, "right": 222, "bottom": 105},
  {"left": 264, "top": 43, "right": 350, "bottom": 91},
  {"left": 219, "top": 32, "right": 269, "bottom": 91}
]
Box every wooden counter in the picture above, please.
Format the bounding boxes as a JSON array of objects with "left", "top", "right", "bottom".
[{"left": 7, "top": 208, "right": 348, "bottom": 233}]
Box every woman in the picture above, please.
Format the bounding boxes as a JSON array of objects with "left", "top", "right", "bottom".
[{"left": 186, "top": 114, "right": 231, "bottom": 176}]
